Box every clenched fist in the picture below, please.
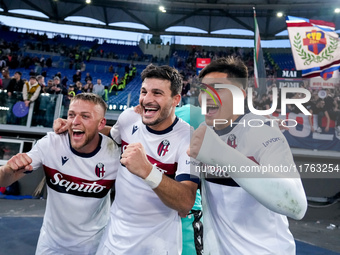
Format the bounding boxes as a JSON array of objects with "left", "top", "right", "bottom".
[
  {"left": 6, "top": 153, "right": 33, "bottom": 173},
  {"left": 120, "top": 143, "right": 153, "bottom": 179}
]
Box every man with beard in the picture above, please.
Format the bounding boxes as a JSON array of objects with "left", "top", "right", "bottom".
[
  {"left": 0, "top": 93, "right": 120, "bottom": 255},
  {"left": 54, "top": 65, "right": 200, "bottom": 255},
  {"left": 97, "top": 64, "right": 199, "bottom": 255}
]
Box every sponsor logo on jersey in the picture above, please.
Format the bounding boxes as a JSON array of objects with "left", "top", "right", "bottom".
[
  {"left": 61, "top": 156, "right": 69, "bottom": 166},
  {"left": 43, "top": 166, "right": 115, "bottom": 198},
  {"left": 227, "top": 134, "right": 237, "bottom": 148},
  {"left": 186, "top": 160, "right": 200, "bottom": 166},
  {"left": 132, "top": 125, "right": 138, "bottom": 135},
  {"left": 262, "top": 137, "right": 283, "bottom": 147},
  {"left": 157, "top": 140, "right": 170, "bottom": 156},
  {"left": 95, "top": 163, "right": 105, "bottom": 178}
]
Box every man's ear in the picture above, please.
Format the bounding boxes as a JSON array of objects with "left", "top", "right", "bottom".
[
  {"left": 98, "top": 117, "right": 107, "bottom": 131},
  {"left": 172, "top": 94, "right": 181, "bottom": 106}
]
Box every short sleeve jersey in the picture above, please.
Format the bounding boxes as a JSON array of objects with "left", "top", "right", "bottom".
[
  {"left": 103, "top": 108, "right": 199, "bottom": 255},
  {"left": 27, "top": 132, "right": 119, "bottom": 254},
  {"left": 202, "top": 113, "right": 296, "bottom": 255}
]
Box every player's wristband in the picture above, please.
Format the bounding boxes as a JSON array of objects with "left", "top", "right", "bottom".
[{"left": 144, "top": 165, "right": 163, "bottom": 189}]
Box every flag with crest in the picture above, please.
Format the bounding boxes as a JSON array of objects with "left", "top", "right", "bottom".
[{"left": 286, "top": 16, "right": 340, "bottom": 79}]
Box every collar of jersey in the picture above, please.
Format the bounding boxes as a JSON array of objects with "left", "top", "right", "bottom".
[
  {"left": 68, "top": 133, "right": 103, "bottom": 157},
  {"left": 213, "top": 109, "right": 250, "bottom": 136},
  {"left": 146, "top": 116, "right": 179, "bottom": 135}
]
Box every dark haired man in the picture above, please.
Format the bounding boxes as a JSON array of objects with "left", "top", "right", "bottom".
[
  {"left": 188, "top": 57, "right": 307, "bottom": 255},
  {"left": 97, "top": 64, "right": 199, "bottom": 254},
  {"left": 7, "top": 71, "right": 24, "bottom": 97}
]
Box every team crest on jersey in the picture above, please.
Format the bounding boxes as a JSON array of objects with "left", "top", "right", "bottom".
[
  {"left": 157, "top": 140, "right": 170, "bottom": 156},
  {"left": 227, "top": 134, "right": 237, "bottom": 148},
  {"left": 95, "top": 163, "right": 105, "bottom": 178},
  {"left": 132, "top": 125, "right": 138, "bottom": 135}
]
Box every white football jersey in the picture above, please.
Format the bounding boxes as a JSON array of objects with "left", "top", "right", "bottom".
[
  {"left": 27, "top": 132, "right": 119, "bottom": 254},
  {"left": 103, "top": 108, "right": 199, "bottom": 255},
  {"left": 203, "top": 113, "right": 296, "bottom": 255}
]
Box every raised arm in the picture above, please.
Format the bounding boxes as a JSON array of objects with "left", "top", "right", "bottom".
[
  {"left": 0, "top": 153, "right": 33, "bottom": 187},
  {"left": 189, "top": 126, "right": 307, "bottom": 220}
]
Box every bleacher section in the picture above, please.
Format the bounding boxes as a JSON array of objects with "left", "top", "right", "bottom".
[
  {"left": 0, "top": 27, "right": 146, "bottom": 61},
  {"left": 107, "top": 76, "right": 142, "bottom": 110},
  {"left": 270, "top": 53, "right": 296, "bottom": 70}
]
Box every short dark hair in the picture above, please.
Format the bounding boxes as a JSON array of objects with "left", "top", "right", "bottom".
[
  {"left": 71, "top": 93, "right": 108, "bottom": 114},
  {"left": 15, "top": 71, "right": 22, "bottom": 76},
  {"left": 316, "top": 98, "right": 325, "bottom": 104},
  {"left": 198, "top": 57, "right": 248, "bottom": 89},
  {"left": 141, "top": 64, "right": 182, "bottom": 97}
]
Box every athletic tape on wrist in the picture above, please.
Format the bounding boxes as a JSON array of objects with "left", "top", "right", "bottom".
[{"left": 144, "top": 165, "right": 163, "bottom": 189}]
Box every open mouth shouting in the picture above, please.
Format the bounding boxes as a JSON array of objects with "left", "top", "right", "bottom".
[
  {"left": 206, "top": 104, "right": 219, "bottom": 116},
  {"left": 142, "top": 104, "right": 160, "bottom": 119},
  {"left": 72, "top": 129, "right": 85, "bottom": 141}
]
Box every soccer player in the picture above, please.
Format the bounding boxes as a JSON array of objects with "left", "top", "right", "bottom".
[
  {"left": 0, "top": 93, "right": 120, "bottom": 255},
  {"left": 188, "top": 57, "right": 307, "bottom": 255},
  {"left": 96, "top": 64, "right": 199, "bottom": 254},
  {"left": 54, "top": 65, "right": 200, "bottom": 254}
]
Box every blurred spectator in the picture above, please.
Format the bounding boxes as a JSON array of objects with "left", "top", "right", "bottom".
[
  {"left": 29, "top": 69, "right": 36, "bottom": 76},
  {"left": 55, "top": 72, "right": 62, "bottom": 79},
  {"left": 108, "top": 65, "right": 114, "bottom": 73},
  {"left": 1, "top": 68, "right": 11, "bottom": 90},
  {"left": 41, "top": 70, "right": 47, "bottom": 78},
  {"left": 111, "top": 73, "right": 119, "bottom": 86},
  {"left": 45, "top": 76, "right": 65, "bottom": 127},
  {"left": 34, "top": 61, "right": 42, "bottom": 75},
  {"left": 73, "top": 70, "right": 81, "bottom": 83},
  {"left": 80, "top": 62, "right": 86, "bottom": 72},
  {"left": 46, "top": 57, "right": 52, "bottom": 68},
  {"left": 6, "top": 71, "right": 24, "bottom": 124},
  {"left": 82, "top": 79, "right": 93, "bottom": 93},
  {"left": 36, "top": 75, "right": 45, "bottom": 90},
  {"left": 92, "top": 79, "right": 105, "bottom": 98},
  {"left": 309, "top": 98, "right": 330, "bottom": 133},
  {"left": 324, "top": 89, "right": 340, "bottom": 135},
  {"left": 7, "top": 71, "right": 24, "bottom": 97},
  {"left": 68, "top": 85, "right": 75, "bottom": 99},
  {"left": 47, "top": 76, "right": 66, "bottom": 95},
  {"left": 0, "top": 57, "right": 6, "bottom": 69},
  {"left": 61, "top": 76, "right": 68, "bottom": 88},
  {"left": 75, "top": 81, "right": 83, "bottom": 94},
  {"left": 84, "top": 72, "right": 92, "bottom": 83},
  {"left": 256, "top": 94, "right": 270, "bottom": 110},
  {"left": 44, "top": 79, "right": 53, "bottom": 93},
  {"left": 23, "top": 76, "right": 41, "bottom": 107}
]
